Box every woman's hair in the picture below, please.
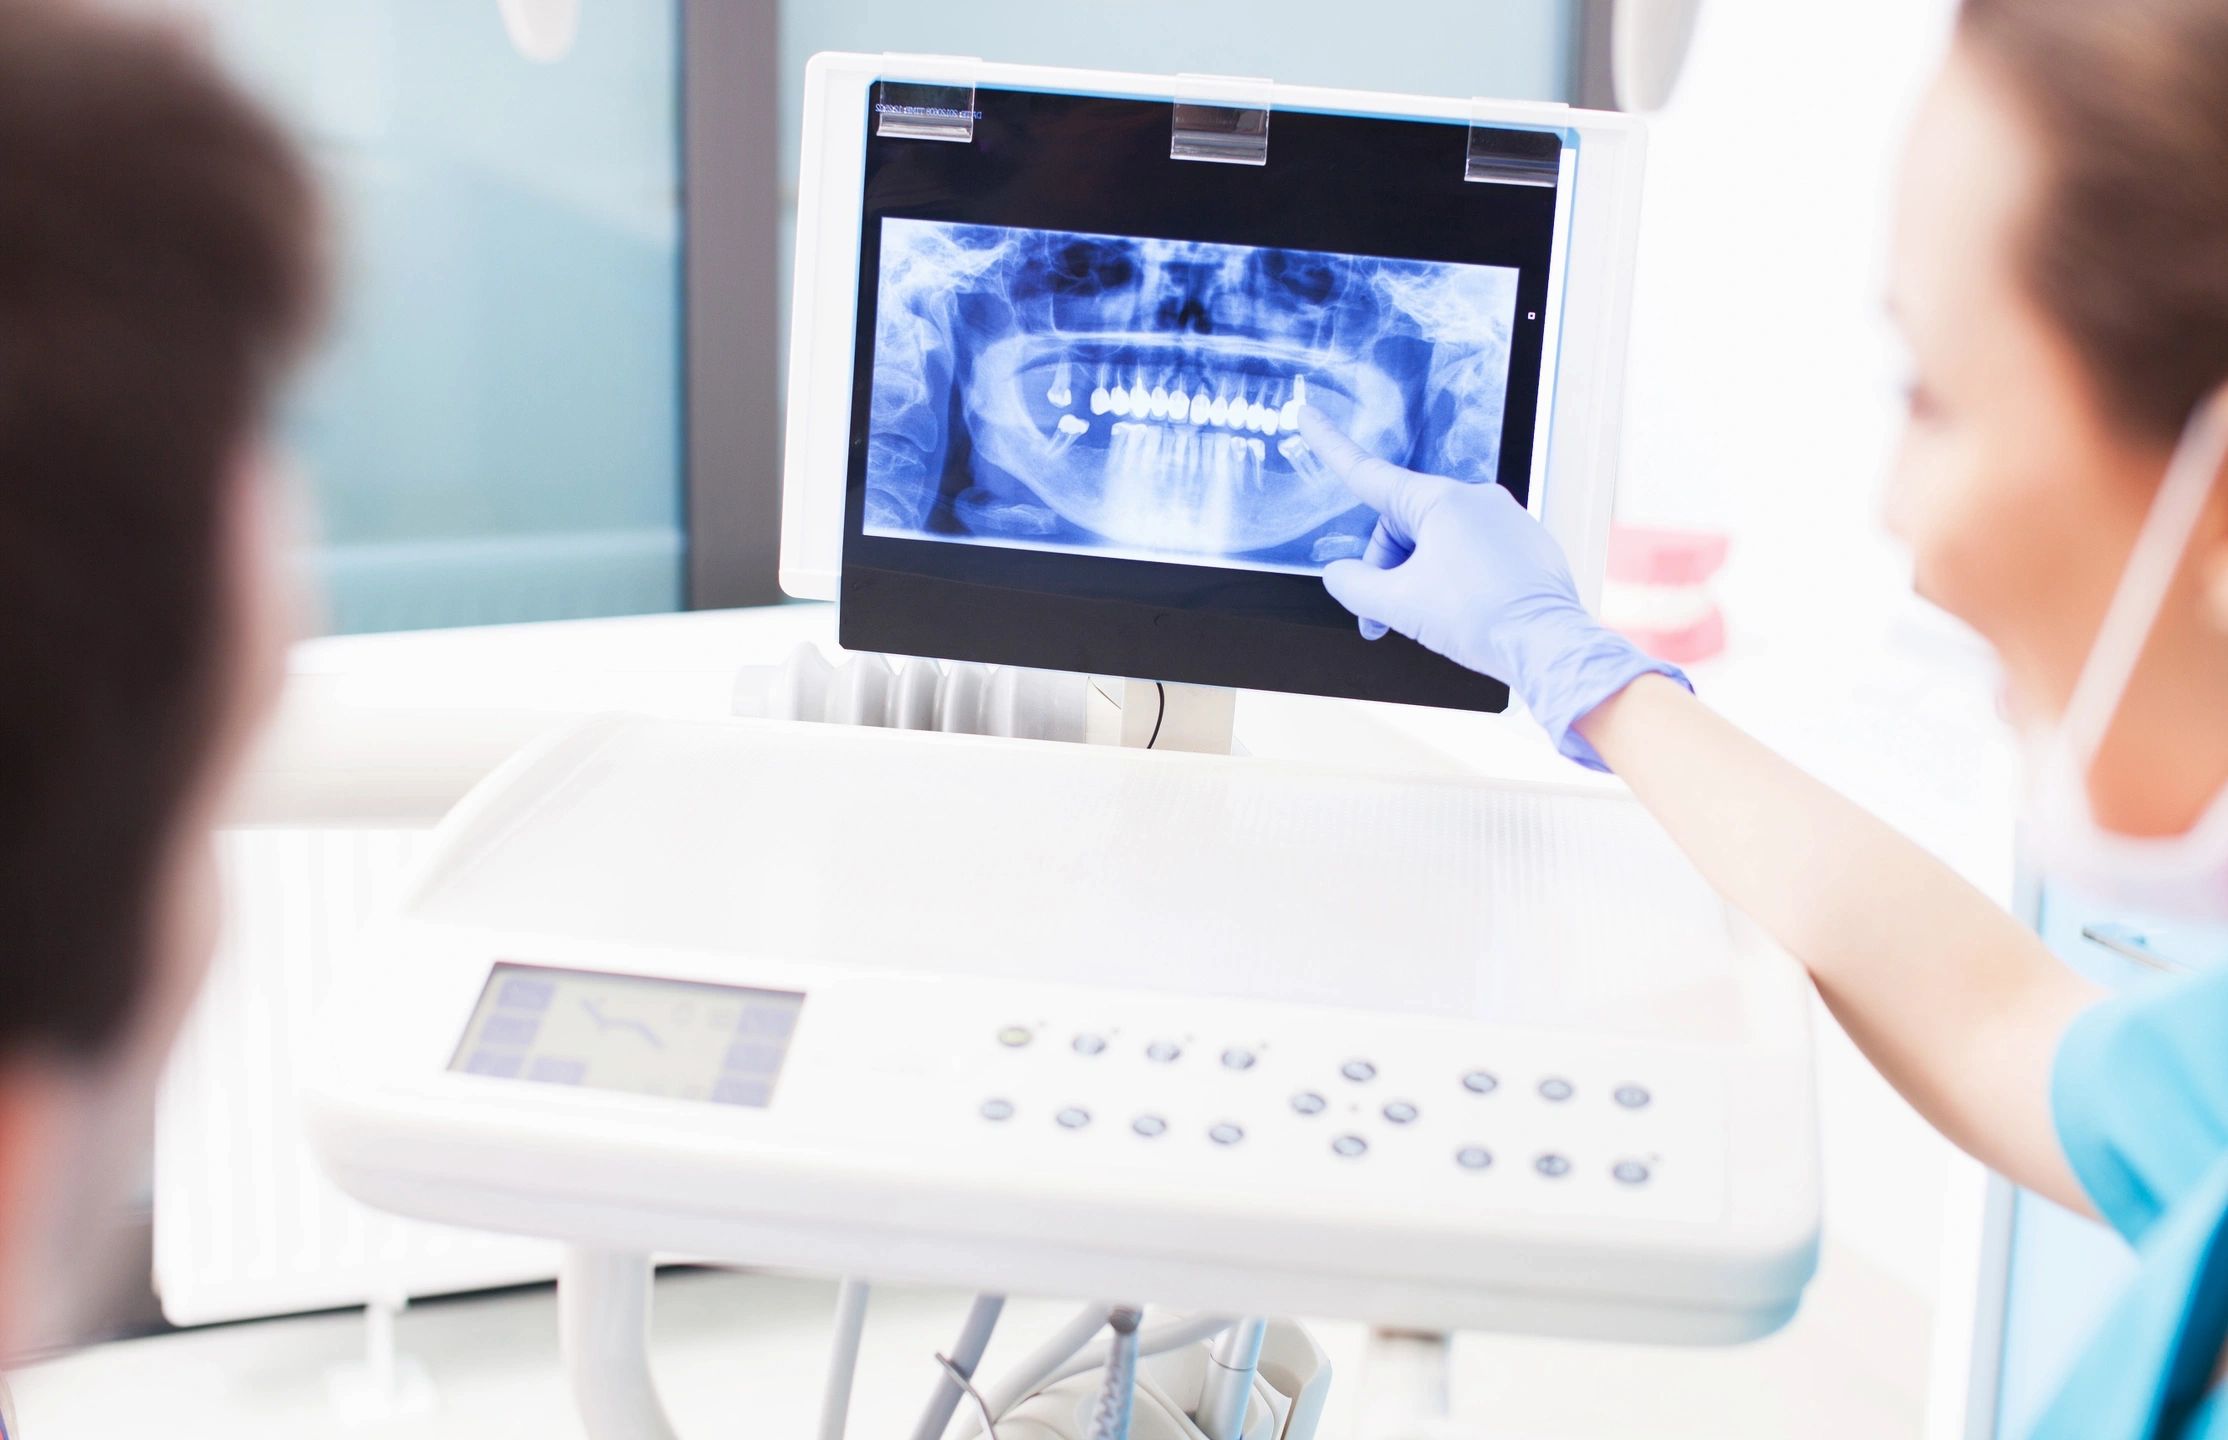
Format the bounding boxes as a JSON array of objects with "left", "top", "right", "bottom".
[
  {"left": 0, "top": 0, "right": 320, "bottom": 1059},
  {"left": 1958, "top": 0, "right": 2228, "bottom": 442}
]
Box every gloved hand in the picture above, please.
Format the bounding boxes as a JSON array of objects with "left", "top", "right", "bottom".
[{"left": 1300, "top": 407, "right": 1690, "bottom": 771}]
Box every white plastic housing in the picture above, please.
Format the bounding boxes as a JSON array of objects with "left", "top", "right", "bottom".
[{"left": 305, "top": 716, "right": 1817, "bottom": 1343}]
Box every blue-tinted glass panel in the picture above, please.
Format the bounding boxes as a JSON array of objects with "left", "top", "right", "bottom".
[{"left": 199, "top": 1, "right": 685, "bottom": 633}]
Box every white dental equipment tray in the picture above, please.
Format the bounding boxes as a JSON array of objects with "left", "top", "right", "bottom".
[{"left": 305, "top": 715, "right": 1819, "bottom": 1343}]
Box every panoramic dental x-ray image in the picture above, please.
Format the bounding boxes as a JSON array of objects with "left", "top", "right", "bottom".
[{"left": 865, "top": 219, "right": 1522, "bottom": 573}]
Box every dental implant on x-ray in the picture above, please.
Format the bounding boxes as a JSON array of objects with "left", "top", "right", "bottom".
[{"left": 864, "top": 219, "right": 1521, "bottom": 572}]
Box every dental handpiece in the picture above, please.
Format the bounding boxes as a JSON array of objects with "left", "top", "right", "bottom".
[{"left": 1193, "top": 1316, "right": 1268, "bottom": 1440}]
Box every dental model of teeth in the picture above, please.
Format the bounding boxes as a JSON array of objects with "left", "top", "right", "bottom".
[{"left": 1065, "top": 370, "right": 1310, "bottom": 438}]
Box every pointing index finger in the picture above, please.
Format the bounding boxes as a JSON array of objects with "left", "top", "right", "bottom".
[
  {"left": 1296, "top": 406, "right": 1390, "bottom": 499},
  {"left": 1296, "top": 406, "right": 1441, "bottom": 545}
]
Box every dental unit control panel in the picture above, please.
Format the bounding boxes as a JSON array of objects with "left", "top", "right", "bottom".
[{"left": 309, "top": 717, "right": 1817, "bottom": 1341}]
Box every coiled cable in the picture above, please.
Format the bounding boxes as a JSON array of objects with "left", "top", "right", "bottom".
[
  {"left": 1084, "top": 1308, "right": 1143, "bottom": 1440},
  {"left": 951, "top": 1311, "right": 1237, "bottom": 1439}
]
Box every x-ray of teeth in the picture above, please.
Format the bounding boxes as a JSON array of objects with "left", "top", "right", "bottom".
[{"left": 864, "top": 218, "right": 1522, "bottom": 573}]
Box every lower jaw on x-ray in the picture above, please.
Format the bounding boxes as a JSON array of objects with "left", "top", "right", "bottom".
[{"left": 862, "top": 219, "right": 1521, "bottom": 574}]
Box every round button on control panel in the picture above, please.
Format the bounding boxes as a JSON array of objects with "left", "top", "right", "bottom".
[{"left": 974, "top": 1024, "right": 1668, "bottom": 1186}]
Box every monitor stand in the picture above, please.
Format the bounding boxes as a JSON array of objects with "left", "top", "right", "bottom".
[
  {"left": 738, "top": 644, "right": 1235, "bottom": 756},
  {"left": 1085, "top": 676, "right": 1236, "bottom": 755}
]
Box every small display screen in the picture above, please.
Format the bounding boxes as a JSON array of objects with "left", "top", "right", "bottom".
[{"left": 449, "top": 963, "right": 804, "bottom": 1108}]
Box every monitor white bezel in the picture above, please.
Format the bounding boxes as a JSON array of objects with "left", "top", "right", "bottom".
[{"left": 779, "top": 54, "right": 1645, "bottom": 622}]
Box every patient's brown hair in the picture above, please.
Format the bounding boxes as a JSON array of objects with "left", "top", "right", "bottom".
[
  {"left": 1959, "top": 0, "right": 2228, "bottom": 441},
  {"left": 0, "top": 0, "right": 320, "bottom": 1058}
]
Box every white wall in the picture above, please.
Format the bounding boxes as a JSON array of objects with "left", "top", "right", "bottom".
[
  {"left": 1617, "top": 0, "right": 1961, "bottom": 648},
  {"left": 1613, "top": 4, "right": 2012, "bottom": 1328}
]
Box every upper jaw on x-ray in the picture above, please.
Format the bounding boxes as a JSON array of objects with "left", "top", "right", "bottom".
[{"left": 864, "top": 220, "right": 1521, "bottom": 573}]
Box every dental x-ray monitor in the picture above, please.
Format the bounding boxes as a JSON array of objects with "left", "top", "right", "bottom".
[{"left": 781, "top": 55, "right": 1644, "bottom": 711}]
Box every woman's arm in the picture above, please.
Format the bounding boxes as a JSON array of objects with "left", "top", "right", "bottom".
[
  {"left": 1295, "top": 411, "right": 2104, "bottom": 1208},
  {"left": 1577, "top": 674, "right": 2102, "bottom": 1210}
]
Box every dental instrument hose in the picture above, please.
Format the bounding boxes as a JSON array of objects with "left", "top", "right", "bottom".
[
  {"left": 817, "top": 1279, "right": 872, "bottom": 1440},
  {"left": 910, "top": 1293, "right": 1005, "bottom": 1440},
  {"left": 1194, "top": 1317, "right": 1268, "bottom": 1440},
  {"left": 952, "top": 1311, "right": 1239, "bottom": 1439},
  {"left": 1084, "top": 1308, "right": 1143, "bottom": 1440},
  {"left": 956, "top": 1304, "right": 1111, "bottom": 1439},
  {"left": 1025, "top": 1314, "right": 1238, "bottom": 1403}
]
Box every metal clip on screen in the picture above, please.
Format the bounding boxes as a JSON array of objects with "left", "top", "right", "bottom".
[
  {"left": 1464, "top": 103, "right": 1563, "bottom": 186},
  {"left": 876, "top": 55, "right": 980, "bottom": 143},
  {"left": 1171, "top": 74, "right": 1272, "bottom": 166}
]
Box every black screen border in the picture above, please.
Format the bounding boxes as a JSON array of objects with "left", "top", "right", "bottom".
[{"left": 837, "top": 83, "right": 1566, "bottom": 711}]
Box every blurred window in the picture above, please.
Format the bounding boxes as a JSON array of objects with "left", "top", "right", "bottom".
[{"left": 199, "top": 1, "right": 684, "bottom": 633}]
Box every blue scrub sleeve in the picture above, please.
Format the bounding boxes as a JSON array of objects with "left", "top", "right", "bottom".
[
  {"left": 2035, "top": 971, "right": 2228, "bottom": 1437},
  {"left": 2053, "top": 970, "right": 2228, "bottom": 1247}
]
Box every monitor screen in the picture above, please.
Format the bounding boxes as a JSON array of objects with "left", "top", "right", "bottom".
[
  {"left": 840, "top": 86, "right": 1565, "bottom": 710},
  {"left": 866, "top": 220, "right": 1523, "bottom": 577}
]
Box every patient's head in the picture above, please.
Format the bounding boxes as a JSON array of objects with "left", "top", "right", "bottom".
[
  {"left": 0, "top": 0, "right": 319, "bottom": 1358},
  {"left": 1884, "top": 0, "right": 2228, "bottom": 835}
]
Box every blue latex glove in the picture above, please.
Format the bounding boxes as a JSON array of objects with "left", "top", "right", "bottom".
[{"left": 1300, "top": 408, "right": 1690, "bottom": 771}]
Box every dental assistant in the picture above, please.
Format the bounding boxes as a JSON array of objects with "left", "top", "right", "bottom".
[{"left": 1308, "top": 1, "right": 2228, "bottom": 1435}]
